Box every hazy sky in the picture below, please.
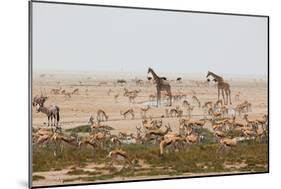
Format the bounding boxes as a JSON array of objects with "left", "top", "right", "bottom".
[{"left": 32, "top": 2, "right": 268, "bottom": 76}]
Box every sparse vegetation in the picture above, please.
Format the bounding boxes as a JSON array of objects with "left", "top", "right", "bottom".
[
  {"left": 33, "top": 141, "right": 268, "bottom": 179},
  {"left": 66, "top": 125, "right": 91, "bottom": 133},
  {"left": 33, "top": 175, "right": 45, "bottom": 181}
]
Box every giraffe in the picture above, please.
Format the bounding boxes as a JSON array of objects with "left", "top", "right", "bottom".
[
  {"left": 206, "top": 71, "right": 232, "bottom": 105},
  {"left": 147, "top": 68, "right": 172, "bottom": 107}
]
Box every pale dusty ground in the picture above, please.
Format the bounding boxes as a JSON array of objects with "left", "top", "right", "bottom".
[
  {"left": 32, "top": 73, "right": 267, "bottom": 134},
  {"left": 32, "top": 72, "right": 268, "bottom": 186}
]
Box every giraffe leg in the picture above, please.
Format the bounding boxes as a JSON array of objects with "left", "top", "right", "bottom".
[
  {"left": 157, "top": 90, "right": 160, "bottom": 107},
  {"left": 218, "top": 88, "right": 220, "bottom": 100},
  {"left": 47, "top": 116, "right": 50, "bottom": 126},
  {"left": 225, "top": 90, "right": 228, "bottom": 105},
  {"left": 168, "top": 89, "right": 172, "bottom": 106},
  {"left": 221, "top": 90, "right": 226, "bottom": 105},
  {"left": 158, "top": 91, "right": 161, "bottom": 107},
  {"left": 228, "top": 89, "right": 232, "bottom": 105}
]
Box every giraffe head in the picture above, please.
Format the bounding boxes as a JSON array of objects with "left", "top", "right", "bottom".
[{"left": 206, "top": 71, "right": 212, "bottom": 78}]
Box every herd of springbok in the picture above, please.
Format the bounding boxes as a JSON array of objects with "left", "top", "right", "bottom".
[{"left": 32, "top": 68, "right": 268, "bottom": 169}]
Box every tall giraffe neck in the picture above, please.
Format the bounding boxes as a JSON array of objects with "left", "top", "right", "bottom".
[
  {"left": 209, "top": 72, "right": 223, "bottom": 82},
  {"left": 149, "top": 69, "right": 160, "bottom": 81}
]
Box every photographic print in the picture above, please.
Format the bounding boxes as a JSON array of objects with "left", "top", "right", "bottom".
[{"left": 29, "top": 1, "right": 269, "bottom": 188}]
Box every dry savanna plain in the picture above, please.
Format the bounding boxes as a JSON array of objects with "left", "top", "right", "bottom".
[{"left": 31, "top": 71, "right": 268, "bottom": 187}]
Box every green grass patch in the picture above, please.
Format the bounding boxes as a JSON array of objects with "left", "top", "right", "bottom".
[
  {"left": 65, "top": 125, "right": 91, "bottom": 133},
  {"left": 32, "top": 175, "right": 45, "bottom": 181},
  {"left": 33, "top": 141, "right": 268, "bottom": 177}
]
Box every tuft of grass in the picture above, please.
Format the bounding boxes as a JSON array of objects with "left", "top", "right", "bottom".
[
  {"left": 32, "top": 175, "right": 45, "bottom": 181},
  {"left": 66, "top": 168, "right": 101, "bottom": 176},
  {"left": 66, "top": 125, "right": 91, "bottom": 133}
]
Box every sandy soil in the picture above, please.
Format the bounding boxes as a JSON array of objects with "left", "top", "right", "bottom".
[{"left": 32, "top": 73, "right": 267, "bottom": 133}]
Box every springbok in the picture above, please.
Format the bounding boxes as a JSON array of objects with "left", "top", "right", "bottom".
[
  {"left": 140, "top": 105, "right": 150, "bottom": 118},
  {"left": 72, "top": 88, "right": 79, "bottom": 95},
  {"left": 191, "top": 96, "right": 201, "bottom": 108},
  {"left": 145, "top": 124, "right": 172, "bottom": 143},
  {"left": 97, "top": 109, "right": 109, "bottom": 122},
  {"left": 120, "top": 109, "right": 135, "bottom": 120},
  {"left": 217, "top": 137, "right": 238, "bottom": 153},
  {"left": 106, "top": 149, "right": 133, "bottom": 169},
  {"left": 114, "top": 94, "right": 119, "bottom": 103},
  {"left": 159, "top": 136, "right": 184, "bottom": 156}
]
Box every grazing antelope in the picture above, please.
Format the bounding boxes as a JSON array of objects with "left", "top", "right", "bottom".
[
  {"left": 142, "top": 119, "right": 159, "bottom": 130},
  {"left": 136, "top": 79, "right": 144, "bottom": 86},
  {"left": 149, "top": 94, "right": 156, "bottom": 103},
  {"left": 186, "top": 119, "right": 208, "bottom": 129},
  {"left": 226, "top": 115, "right": 242, "bottom": 127},
  {"left": 117, "top": 79, "right": 127, "bottom": 86},
  {"left": 135, "top": 126, "right": 144, "bottom": 144},
  {"left": 91, "top": 130, "right": 110, "bottom": 142},
  {"left": 114, "top": 94, "right": 119, "bottom": 103},
  {"left": 241, "top": 128, "right": 256, "bottom": 140},
  {"left": 235, "top": 91, "right": 240, "bottom": 101},
  {"left": 150, "top": 119, "right": 163, "bottom": 129},
  {"left": 181, "top": 101, "right": 194, "bottom": 118},
  {"left": 33, "top": 128, "right": 53, "bottom": 145},
  {"left": 182, "top": 100, "right": 190, "bottom": 108},
  {"left": 78, "top": 136, "right": 98, "bottom": 149},
  {"left": 110, "top": 135, "right": 122, "bottom": 146},
  {"left": 217, "top": 137, "right": 237, "bottom": 153},
  {"left": 214, "top": 99, "right": 223, "bottom": 109},
  {"left": 120, "top": 109, "right": 135, "bottom": 120},
  {"left": 106, "top": 149, "right": 133, "bottom": 169},
  {"left": 212, "top": 119, "right": 230, "bottom": 132},
  {"left": 140, "top": 105, "right": 150, "bottom": 118},
  {"left": 166, "top": 106, "right": 183, "bottom": 117},
  {"left": 202, "top": 101, "right": 213, "bottom": 109},
  {"left": 97, "top": 109, "right": 109, "bottom": 122},
  {"left": 185, "top": 128, "right": 200, "bottom": 144},
  {"left": 179, "top": 118, "right": 190, "bottom": 127},
  {"left": 236, "top": 101, "right": 252, "bottom": 115},
  {"left": 64, "top": 92, "right": 71, "bottom": 99},
  {"left": 191, "top": 96, "right": 201, "bottom": 108},
  {"left": 51, "top": 132, "right": 77, "bottom": 146},
  {"left": 255, "top": 124, "right": 267, "bottom": 142},
  {"left": 98, "top": 81, "right": 108, "bottom": 86},
  {"left": 123, "top": 88, "right": 140, "bottom": 96},
  {"left": 256, "top": 114, "right": 268, "bottom": 129},
  {"left": 208, "top": 107, "right": 222, "bottom": 118},
  {"left": 159, "top": 136, "right": 184, "bottom": 156},
  {"left": 145, "top": 124, "right": 172, "bottom": 143},
  {"left": 243, "top": 114, "right": 256, "bottom": 128},
  {"left": 72, "top": 88, "right": 79, "bottom": 95},
  {"left": 220, "top": 106, "right": 228, "bottom": 116},
  {"left": 127, "top": 92, "right": 137, "bottom": 103},
  {"left": 50, "top": 87, "right": 61, "bottom": 95},
  {"left": 107, "top": 89, "right": 113, "bottom": 96},
  {"left": 36, "top": 104, "right": 60, "bottom": 128}
]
